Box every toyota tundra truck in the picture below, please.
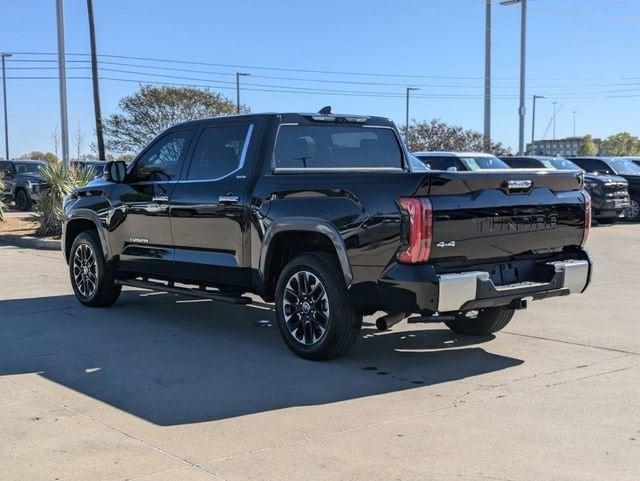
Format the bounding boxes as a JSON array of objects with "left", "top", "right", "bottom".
[{"left": 62, "top": 112, "right": 592, "bottom": 360}]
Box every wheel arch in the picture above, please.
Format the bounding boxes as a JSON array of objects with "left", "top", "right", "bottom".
[
  {"left": 259, "top": 218, "right": 353, "bottom": 299},
  {"left": 63, "top": 211, "right": 111, "bottom": 264}
]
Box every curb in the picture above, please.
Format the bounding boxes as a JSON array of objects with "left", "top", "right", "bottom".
[{"left": 0, "top": 234, "right": 61, "bottom": 251}]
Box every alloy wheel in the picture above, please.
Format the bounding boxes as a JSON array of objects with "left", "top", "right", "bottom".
[
  {"left": 73, "top": 243, "right": 98, "bottom": 298},
  {"left": 625, "top": 199, "right": 640, "bottom": 221},
  {"left": 282, "top": 270, "right": 330, "bottom": 346}
]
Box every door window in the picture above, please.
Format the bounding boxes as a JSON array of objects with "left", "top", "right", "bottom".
[
  {"left": 131, "top": 131, "right": 191, "bottom": 182},
  {"left": 187, "top": 124, "right": 251, "bottom": 180}
]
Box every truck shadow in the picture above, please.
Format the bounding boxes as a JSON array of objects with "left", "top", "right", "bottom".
[{"left": 0, "top": 291, "right": 523, "bottom": 426}]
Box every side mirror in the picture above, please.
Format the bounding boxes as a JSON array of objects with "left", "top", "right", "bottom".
[
  {"left": 104, "top": 161, "right": 127, "bottom": 183},
  {"left": 446, "top": 166, "right": 458, "bottom": 172}
]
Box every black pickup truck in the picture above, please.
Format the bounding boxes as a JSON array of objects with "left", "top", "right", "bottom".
[{"left": 62, "top": 112, "right": 592, "bottom": 360}]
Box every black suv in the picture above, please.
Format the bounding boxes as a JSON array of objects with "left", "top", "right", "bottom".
[
  {"left": 0, "top": 160, "right": 46, "bottom": 210},
  {"left": 567, "top": 157, "right": 640, "bottom": 222},
  {"left": 62, "top": 112, "right": 592, "bottom": 360},
  {"left": 502, "top": 156, "right": 630, "bottom": 222}
]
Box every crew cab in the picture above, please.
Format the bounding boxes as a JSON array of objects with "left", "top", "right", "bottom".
[
  {"left": 412, "top": 151, "right": 511, "bottom": 171},
  {"left": 567, "top": 156, "right": 640, "bottom": 222},
  {"left": 501, "top": 156, "right": 630, "bottom": 222},
  {"left": 0, "top": 159, "right": 45, "bottom": 210},
  {"left": 62, "top": 112, "right": 592, "bottom": 360}
]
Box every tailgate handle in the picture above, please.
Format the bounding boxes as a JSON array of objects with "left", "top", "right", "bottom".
[{"left": 506, "top": 179, "right": 533, "bottom": 193}]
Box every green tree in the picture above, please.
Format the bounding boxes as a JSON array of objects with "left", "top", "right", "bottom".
[
  {"left": 19, "top": 151, "right": 59, "bottom": 163},
  {"left": 406, "top": 119, "right": 511, "bottom": 156},
  {"left": 601, "top": 132, "right": 640, "bottom": 156},
  {"left": 579, "top": 135, "right": 599, "bottom": 156},
  {"left": 105, "top": 85, "right": 245, "bottom": 154}
]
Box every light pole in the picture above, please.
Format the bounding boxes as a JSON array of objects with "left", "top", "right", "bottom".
[
  {"left": 56, "top": 0, "right": 70, "bottom": 167},
  {"left": 1, "top": 53, "right": 12, "bottom": 160},
  {"left": 87, "top": 0, "right": 106, "bottom": 160},
  {"left": 552, "top": 101, "right": 558, "bottom": 140},
  {"left": 405, "top": 87, "right": 419, "bottom": 141},
  {"left": 572, "top": 110, "right": 577, "bottom": 137},
  {"left": 484, "top": 0, "right": 492, "bottom": 151},
  {"left": 501, "top": 0, "right": 527, "bottom": 155},
  {"left": 235, "top": 72, "right": 250, "bottom": 114},
  {"left": 531, "top": 94, "right": 546, "bottom": 154}
]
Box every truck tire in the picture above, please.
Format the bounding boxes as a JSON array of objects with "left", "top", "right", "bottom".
[
  {"left": 69, "top": 231, "right": 121, "bottom": 307},
  {"left": 445, "top": 307, "right": 514, "bottom": 336},
  {"left": 15, "top": 189, "right": 31, "bottom": 211},
  {"left": 624, "top": 197, "right": 640, "bottom": 222},
  {"left": 275, "top": 252, "right": 362, "bottom": 360}
]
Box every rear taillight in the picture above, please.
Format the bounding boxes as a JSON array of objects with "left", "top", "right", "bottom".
[
  {"left": 397, "top": 197, "right": 433, "bottom": 264},
  {"left": 582, "top": 191, "right": 591, "bottom": 247}
]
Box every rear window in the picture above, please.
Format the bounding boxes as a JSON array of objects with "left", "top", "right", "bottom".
[{"left": 274, "top": 125, "right": 403, "bottom": 170}]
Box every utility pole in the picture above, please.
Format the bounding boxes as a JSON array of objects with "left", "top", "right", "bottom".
[
  {"left": 1, "top": 53, "right": 12, "bottom": 160},
  {"left": 235, "top": 72, "right": 250, "bottom": 114},
  {"left": 484, "top": 0, "right": 492, "bottom": 151},
  {"left": 531, "top": 94, "right": 545, "bottom": 155},
  {"left": 552, "top": 101, "right": 558, "bottom": 140},
  {"left": 56, "top": 0, "right": 70, "bottom": 167},
  {"left": 87, "top": 0, "right": 105, "bottom": 160},
  {"left": 572, "top": 110, "right": 577, "bottom": 137},
  {"left": 405, "top": 87, "right": 420, "bottom": 142},
  {"left": 501, "top": 0, "right": 527, "bottom": 155}
]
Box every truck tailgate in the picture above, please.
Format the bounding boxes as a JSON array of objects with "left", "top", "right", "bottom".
[{"left": 423, "top": 170, "right": 587, "bottom": 262}]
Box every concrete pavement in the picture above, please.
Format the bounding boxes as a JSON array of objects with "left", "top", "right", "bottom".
[{"left": 0, "top": 224, "right": 639, "bottom": 481}]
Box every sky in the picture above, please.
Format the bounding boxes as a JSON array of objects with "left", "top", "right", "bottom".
[{"left": 1, "top": 0, "right": 639, "bottom": 158}]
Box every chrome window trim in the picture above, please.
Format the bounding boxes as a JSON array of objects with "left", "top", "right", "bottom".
[
  {"left": 272, "top": 123, "right": 407, "bottom": 174},
  {"left": 132, "top": 123, "right": 254, "bottom": 185}
]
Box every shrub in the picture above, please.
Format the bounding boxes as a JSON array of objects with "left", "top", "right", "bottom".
[{"left": 36, "top": 162, "right": 94, "bottom": 237}]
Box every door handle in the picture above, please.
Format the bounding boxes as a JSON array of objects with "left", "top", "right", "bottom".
[
  {"left": 219, "top": 195, "right": 239, "bottom": 204},
  {"left": 152, "top": 195, "right": 169, "bottom": 202}
]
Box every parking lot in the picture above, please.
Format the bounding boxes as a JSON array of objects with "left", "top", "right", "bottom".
[{"left": 1, "top": 223, "right": 639, "bottom": 481}]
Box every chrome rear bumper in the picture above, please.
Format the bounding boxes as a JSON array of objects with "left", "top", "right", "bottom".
[{"left": 436, "top": 259, "right": 590, "bottom": 312}]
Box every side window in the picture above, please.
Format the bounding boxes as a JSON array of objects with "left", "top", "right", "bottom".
[
  {"left": 592, "top": 160, "right": 613, "bottom": 175},
  {"left": 131, "top": 131, "right": 190, "bottom": 182},
  {"left": 426, "top": 157, "right": 457, "bottom": 171},
  {"left": 187, "top": 124, "right": 250, "bottom": 180}
]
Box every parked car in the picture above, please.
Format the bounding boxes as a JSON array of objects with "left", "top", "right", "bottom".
[
  {"left": 0, "top": 159, "right": 46, "bottom": 210},
  {"left": 412, "top": 151, "right": 511, "bottom": 171},
  {"left": 71, "top": 160, "right": 106, "bottom": 179},
  {"left": 567, "top": 156, "right": 640, "bottom": 222},
  {"left": 501, "top": 156, "right": 630, "bottom": 223},
  {"left": 62, "top": 112, "right": 592, "bottom": 360}
]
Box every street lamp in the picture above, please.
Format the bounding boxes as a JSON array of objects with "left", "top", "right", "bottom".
[
  {"left": 236, "top": 72, "right": 250, "bottom": 114},
  {"left": 552, "top": 101, "right": 558, "bottom": 140},
  {"left": 405, "top": 87, "right": 420, "bottom": 141},
  {"left": 531, "top": 94, "right": 546, "bottom": 154},
  {"left": 500, "top": 0, "right": 527, "bottom": 155},
  {"left": 56, "top": 0, "right": 70, "bottom": 167},
  {"left": 0, "top": 52, "right": 12, "bottom": 160}
]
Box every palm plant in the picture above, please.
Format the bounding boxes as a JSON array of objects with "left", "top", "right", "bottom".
[{"left": 36, "top": 162, "right": 94, "bottom": 237}]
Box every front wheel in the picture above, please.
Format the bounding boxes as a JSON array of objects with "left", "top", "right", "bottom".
[
  {"left": 15, "top": 189, "right": 31, "bottom": 211},
  {"left": 445, "top": 307, "right": 515, "bottom": 336},
  {"left": 69, "top": 231, "right": 121, "bottom": 307},
  {"left": 624, "top": 197, "right": 640, "bottom": 222},
  {"left": 275, "top": 252, "right": 362, "bottom": 360}
]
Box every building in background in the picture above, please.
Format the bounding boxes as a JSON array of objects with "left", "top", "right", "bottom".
[{"left": 527, "top": 137, "right": 602, "bottom": 157}]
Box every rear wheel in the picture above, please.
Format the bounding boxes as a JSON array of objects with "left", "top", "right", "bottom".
[
  {"left": 445, "top": 307, "right": 515, "bottom": 336},
  {"left": 275, "top": 252, "right": 362, "bottom": 360},
  {"left": 624, "top": 197, "right": 640, "bottom": 222},
  {"left": 15, "top": 189, "right": 31, "bottom": 211},
  {"left": 69, "top": 231, "right": 121, "bottom": 307}
]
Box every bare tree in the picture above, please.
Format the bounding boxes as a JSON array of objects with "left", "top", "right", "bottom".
[
  {"left": 51, "top": 126, "right": 60, "bottom": 158},
  {"left": 73, "top": 124, "right": 86, "bottom": 161}
]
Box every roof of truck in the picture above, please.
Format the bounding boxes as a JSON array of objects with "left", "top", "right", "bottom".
[{"left": 412, "top": 151, "right": 497, "bottom": 158}]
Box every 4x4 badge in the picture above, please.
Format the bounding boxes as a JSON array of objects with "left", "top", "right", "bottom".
[{"left": 436, "top": 241, "right": 456, "bottom": 248}]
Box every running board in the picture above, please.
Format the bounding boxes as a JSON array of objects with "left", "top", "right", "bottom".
[{"left": 117, "top": 279, "right": 251, "bottom": 305}]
